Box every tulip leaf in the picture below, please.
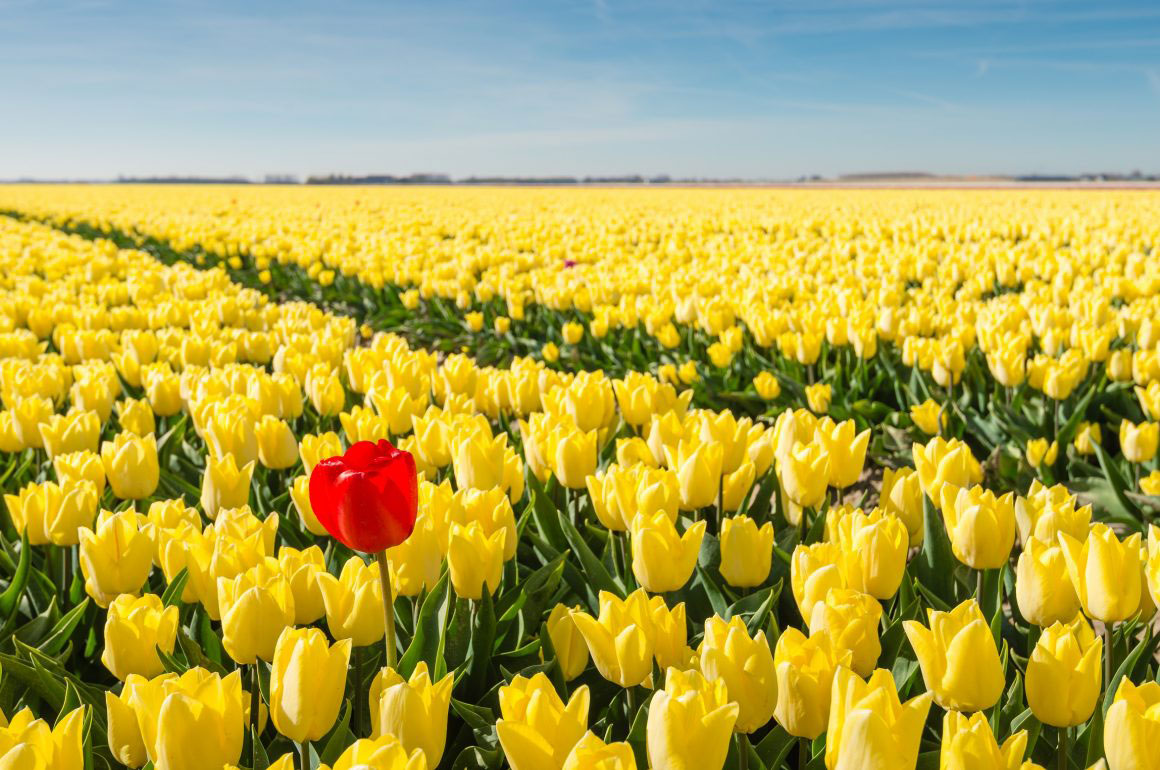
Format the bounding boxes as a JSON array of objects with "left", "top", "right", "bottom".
[
  {"left": 528, "top": 477, "right": 569, "bottom": 553},
  {"left": 755, "top": 725, "right": 796, "bottom": 769},
  {"left": 1091, "top": 438, "right": 1141, "bottom": 523},
  {"left": 399, "top": 568, "right": 449, "bottom": 679},
  {"left": 0, "top": 532, "right": 31, "bottom": 619},
  {"left": 537, "top": 620, "right": 569, "bottom": 695},
  {"left": 1103, "top": 625, "right": 1154, "bottom": 715},
  {"left": 450, "top": 745, "right": 504, "bottom": 770},
  {"left": 1081, "top": 705, "right": 1104, "bottom": 767},
  {"left": 555, "top": 506, "right": 622, "bottom": 601},
  {"left": 38, "top": 597, "right": 89, "bottom": 657},
  {"left": 464, "top": 592, "right": 497, "bottom": 696},
  {"left": 160, "top": 568, "right": 188, "bottom": 608},
  {"left": 626, "top": 695, "right": 650, "bottom": 770},
  {"left": 914, "top": 496, "right": 955, "bottom": 603},
  {"left": 156, "top": 644, "right": 190, "bottom": 675}
]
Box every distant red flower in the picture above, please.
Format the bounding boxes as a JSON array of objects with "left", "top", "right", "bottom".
[{"left": 308, "top": 439, "right": 417, "bottom": 552}]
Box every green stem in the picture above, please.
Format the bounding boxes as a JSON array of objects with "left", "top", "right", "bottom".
[
  {"left": 738, "top": 733, "right": 750, "bottom": 770},
  {"left": 799, "top": 737, "right": 809, "bottom": 770},
  {"left": 299, "top": 740, "right": 310, "bottom": 770},
  {"left": 249, "top": 664, "right": 260, "bottom": 765},
  {"left": 1057, "top": 725, "right": 1068, "bottom": 770},
  {"left": 375, "top": 550, "right": 397, "bottom": 671},
  {"left": 1104, "top": 623, "right": 1114, "bottom": 696},
  {"left": 353, "top": 645, "right": 365, "bottom": 737}
]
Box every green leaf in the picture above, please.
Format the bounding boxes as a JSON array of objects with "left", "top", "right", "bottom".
[
  {"left": 399, "top": 568, "right": 449, "bottom": 679},
  {"left": 556, "top": 506, "right": 622, "bottom": 600},
  {"left": 0, "top": 533, "right": 31, "bottom": 618},
  {"left": 915, "top": 496, "right": 955, "bottom": 603},
  {"left": 160, "top": 568, "right": 189, "bottom": 608},
  {"left": 464, "top": 591, "right": 497, "bottom": 696},
  {"left": 1103, "top": 625, "right": 1153, "bottom": 715},
  {"left": 318, "top": 700, "right": 354, "bottom": 766},
  {"left": 38, "top": 598, "right": 90, "bottom": 656}
]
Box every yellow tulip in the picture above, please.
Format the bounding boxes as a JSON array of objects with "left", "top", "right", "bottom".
[
  {"left": 128, "top": 668, "right": 246, "bottom": 770},
  {"left": 317, "top": 555, "right": 386, "bottom": 647},
  {"left": 1104, "top": 678, "right": 1160, "bottom": 770},
  {"left": 325, "top": 735, "right": 428, "bottom": 770},
  {"left": 646, "top": 667, "right": 738, "bottom": 770},
  {"left": 562, "top": 731, "right": 636, "bottom": 770},
  {"left": 808, "top": 587, "right": 881, "bottom": 677},
  {"left": 546, "top": 603, "right": 590, "bottom": 681},
  {"left": 270, "top": 626, "right": 351, "bottom": 743},
  {"left": 4, "top": 479, "right": 98, "bottom": 547},
  {"left": 1026, "top": 437, "right": 1059, "bottom": 468},
  {"left": 254, "top": 415, "right": 298, "bottom": 469},
  {"left": 815, "top": 418, "right": 870, "bottom": 488},
  {"left": 277, "top": 545, "right": 327, "bottom": 624},
  {"left": 102, "top": 593, "right": 179, "bottom": 681},
  {"left": 718, "top": 515, "right": 773, "bottom": 588},
  {"left": 370, "top": 661, "right": 454, "bottom": 766},
  {"left": 664, "top": 439, "right": 723, "bottom": 510},
  {"left": 570, "top": 590, "right": 654, "bottom": 687},
  {"left": 825, "top": 667, "right": 931, "bottom": 770},
  {"left": 1015, "top": 480, "right": 1092, "bottom": 545},
  {"left": 101, "top": 431, "right": 159, "bottom": 500},
  {"left": 629, "top": 512, "right": 705, "bottom": 593},
  {"left": 1120, "top": 419, "right": 1159, "bottom": 463},
  {"left": 648, "top": 595, "right": 689, "bottom": 670},
  {"left": 1073, "top": 421, "right": 1101, "bottom": 455},
  {"left": 698, "top": 615, "right": 777, "bottom": 733},
  {"left": 200, "top": 453, "right": 255, "bottom": 520},
  {"left": 773, "top": 628, "right": 849, "bottom": 739},
  {"left": 805, "top": 382, "right": 831, "bottom": 414},
  {"left": 0, "top": 705, "right": 85, "bottom": 769},
  {"left": 1058, "top": 523, "right": 1144, "bottom": 624},
  {"left": 78, "top": 509, "right": 153, "bottom": 607},
  {"left": 1015, "top": 536, "right": 1081, "bottom": 627},
  {"left": 791, "top": 542, "right": 846, "bottom": 622},
  {"left": 830, "top": 508, "right": 908, "bottom": 599},
  {"left": 880, "top": 466, "right": 924, "bottom": 546},
  {"left": 446, "top": 521, "right": 505, "bottom": 599},
  {"left": 754, "top": 372, "right": 781, "bottom": 400},
  {"left": 290, "top": 474, "right": 327, "bottom": 536},
  {"left": 778, "top": 440, "right": 831, "bottom": 509},
  {"left": 107, "top": 683, "right": 148, "bottom": 768},
  {"left": 940, "top": 711, "right": 1029, "bottom": 770},
  {"left": 904, "top": 599, "right": 1005, "bottom": 712},
  {"left": 298, "top": 431, "right": 343, "bottom": 474},
  {"left": 912, "top": 437, "right": 982, "bottom": 510},
  {"left": 38, "top": 409, "right": 100, "bottom": 459},
  {"left": 385, "top": 514, "right": 443, "bottom": 597},
  {"left": 944, "top": 486, "right": 1016, "bottom": 570},
  {"left": 1025, "top": 615, "right": 1102, "bottom": 727},
  {"left": 910, "top": 399, "right": 946, "bottom": 435},
  {"left": 53, "top": 449, "right": 106, "bottom": 496},
  {"left": 496, "top": 673, "right": 590, "bottom": 770},
  {"left": 217, "top": 557, "right": 295, "bottom": 664},
  {"left": 117, "top": 398, "right": 156, "bottom": 437}
]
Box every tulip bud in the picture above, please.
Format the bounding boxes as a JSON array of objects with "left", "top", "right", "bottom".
[
  {"left": 880, "top": 466, "right": 923, "bottom": 546},
  {"left": 4, "top": 479, "right": 98, "bottom": 547},
  {"left": 830, "top": 508, "right": 908, "bottom": 599},
  {"left": 1015, "top": 536, "right": 1081, "bottom": 627},
  {"left": 562, "top": 731, "right": 635, "bottom": 770},
  {"left": 825, "top": 668, "right": 931, "bottom": 770},
  {"left": 270, "top": 626, "right": 351, "bottom": 743},
  {"left": 317, "top": 555, "right": 386, "bottom": 647},
  {"left": 1058, "top": 523, "right": 1144, "bottom": 624},
  {"left": 370, "top": 661, "right": 454, "bottom": 766},
  {"left": 446, "top": 521, "right": 505, "bottom": 600},
  {"left": 290, "top": 474, "right": 327, "bottom": 536},
  {"left": 944, "top": 486, "right": 1016, "bottom": 570},
  {"left": 101, "top": 432, "right": 160, "bottom": 500},
  {"left": 698, "top": 616, "right": 777, "bottom": 733},
  {"left": 299, "top": 431, "right": 344, "bottom": 475},
  {"left": 719, "top": 515, "right": 774, "bottom": 588},
  {"left": 1073, "top": 421, "right": 1101, "bottom": 455},
  {"left": 753, "top": 371, "right": 781, "bottom": 400},
  {"left": 217, "top": 557, "right": 295, "bottom": 664},
  {"left": 791, "top": 542, "right": 846, "bottom": 623},
  {"left": 571, "top": 590, "right": 654, "bottom": 688},
  {"left": 255, "top": 415, "right": 298, "bottom": 469},
  {"left": 904, "top": 598, "right": 1005, "bottom": 712},
  {"left": 1104, "top": 678, "right": 1160, "bottom": 770},
  {"left": 38, "top": 409, "right": 100, "bottom": 460},
  {"left": 805, "top": 383, "right": 831, "bottom": 414},
  {"left": 385, "top": 514, "right": 443, "bottom": 597},
  {"left": 773, "top": 628, "right": 849, "bottom": 739},
  {"left": 909, "top": 399, "right": 945, "bottom": 435},
  {"left": 200, "top": 453, "right": 255, "bottom": 521},
  {"left": 277, "top": 545, "right": 327, "bottom": 624},
  {"left": 1015, "top": 480, "right": 1091, "bottom": 545},
  {"left": 815, "top": 418, "right": 870, "bottom": 488},
  {"left": 102, "top": 593, "right": 179, "bottom": 681},
  {"left": 53, "top": 449, "right": 106, "bottom": 496},
  {"left": 778, "top": 440, "right": 831, "bottom": 509},
  {"left": 546, "top": 604, "right": 590, "bottom": 681},
  {"left": 646, "top": 667, "right": 738, "bottom": 770},
  {"left": 128, "top": 668, "right": 246, "bottom": 769},
  {"left": 664, "top": 440, "right": 723, "bottom": 510},
  {"left": 117, "top": 398, "right": 156, "bottom": 438},
  {"left": 629, "top": 512, "right": 705, "bottom": 593},
  {"left": 808, "top": 587, "right": 882, "bottom": 677},
  {"left": 78, "top": 509, "right": 153, "bottom": 607},
  {"left": 1120, "top": 419, "right": 1159, "bottom": 463},
  {"left": 497, "top": 673, "right": 590, "bottom": 770},
  {"left": 940, "top": 711, "right": 1030, "bottom": 770},
  {"left": 1026, "top": 615, "right": 1102, "bottom": 727},
  {"left": 326, "top": 736, "right": 428, "bottom": 769},
  {"left": 107, "top": 683, "right": 148, "bottom": 768}
]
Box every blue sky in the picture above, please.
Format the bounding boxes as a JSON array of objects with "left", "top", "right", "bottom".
[{"left": 2, "top": 0, "right": 1159, "bottom": 179}]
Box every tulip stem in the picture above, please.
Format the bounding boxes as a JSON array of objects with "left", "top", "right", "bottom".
[
  {"left": 298, "top": 740, "right": 310, "bottom": 770},
  {"left": 798, "top": 737, "right": 809, "bottom": 770},
  {"left": 738, "top": 734, "right": 749, "bottom": 770},
  {"left": 1057, "top": 726, "right": 1068, "bottom": 770},
  {"left": 1103, "top": 623, "right": 1113, "bottom": 695},
  {"left": 375, "top": 550, "right": 397, "bottom": 671},
  {"left": 249, "top": 663, "right": 260, "bottom": 765}
]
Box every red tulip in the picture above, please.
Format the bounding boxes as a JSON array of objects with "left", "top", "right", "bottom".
[{"left": 308, "top": 439, "right": 418, "bottom": 553}]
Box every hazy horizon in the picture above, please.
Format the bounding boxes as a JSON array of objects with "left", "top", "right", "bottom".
[{"left": 3, "top": 0, "right": 1159, "bottom": 180}]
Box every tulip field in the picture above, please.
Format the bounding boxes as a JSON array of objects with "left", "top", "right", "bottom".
[{"left": 0, "top": 185, "right": 1159, "bottom": 770}]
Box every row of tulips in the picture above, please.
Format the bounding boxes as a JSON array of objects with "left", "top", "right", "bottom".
[{"left": 0, "top": 192, "right": 1156, "bottom": 770}]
